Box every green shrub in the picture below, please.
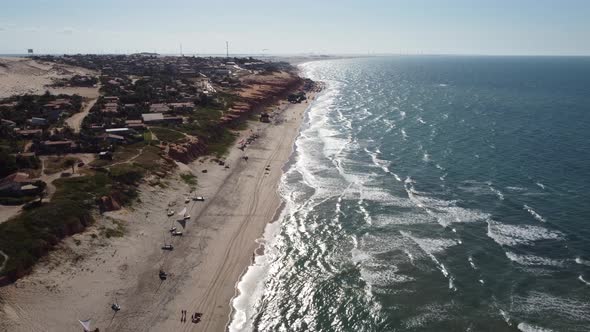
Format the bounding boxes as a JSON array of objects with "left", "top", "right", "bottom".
[
  {"left": 150, "top": 127, "right": 185, "bottom": 143},
  {"left": 0, "top": 196, "right": 36, "bottom": 205},
  {"left": 110, "top": 164, "right": 144, "bottom": 185},
  {"left": 180, "top": 172, "right": 197, "bottom": 186},
  {"left": 0, "top": 171, "right": 140, "bottom": 279}
]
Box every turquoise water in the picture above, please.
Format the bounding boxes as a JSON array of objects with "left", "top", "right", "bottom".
[{"left": 231, "top": 56, "right": 590, "bottom": 332}]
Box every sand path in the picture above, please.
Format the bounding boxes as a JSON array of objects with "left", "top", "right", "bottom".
[{"left": 65, "top": 89, "right": 99, "bottom": 133}]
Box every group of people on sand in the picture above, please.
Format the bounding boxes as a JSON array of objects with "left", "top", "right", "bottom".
[
  {"left": 238, "top": 131, "right": 260, "bottom": 151},
  {"left": 180, "top": 310, "right": 202, "bottom": 324}
]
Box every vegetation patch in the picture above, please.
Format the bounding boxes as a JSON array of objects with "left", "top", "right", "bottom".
[
  {"left": 43, "top": 156, "right": 79, "bottom": 175},
  {"left": 150, "top": 127, "right": 185, "bottom": 143},
  {"left": 0, "top": 92, "right": 83, "bottom": 127},
  {"left": 0, "top": 195, "right": 37, "bottom": 205},
  {"left": 207, "top": 129, "right": 238, "bottom": 157},
  {"left": 0, "top": 169, "right": 141, "bottom": 279},
  {"left": 180, "top": 172, "right": 197, "bottom": 186},
  {"left": 110, "top": 164, "right": 145, "bottom": 185},
  {"left": 99, "top": 218, "right": 126, "bottom": 239},
  {"left": 143, "top": 131, "right": 153, "bottom": 143},
  {"left": 90, "top": 142, "right": 145, "bottom": 167},
  {"left": 132, "top": 145, "right": 164, "bottom": 172},
  {"left": 0, "top": 149, "right": 40, "bottom": 177}
]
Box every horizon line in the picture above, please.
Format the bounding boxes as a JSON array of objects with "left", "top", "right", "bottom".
[{"left": 1, "top": 52, "right": 590, "bottom": 58}]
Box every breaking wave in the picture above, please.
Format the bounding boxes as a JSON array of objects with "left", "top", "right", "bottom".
[
  {"left": 524, "top": 204, "right": 547, "bottom": 223},
  {"left": 505, "top": 251, "right": 564, "bottom": 267},
  {"left": 487, "top": 221, "right": 563, "bottom": 247}
]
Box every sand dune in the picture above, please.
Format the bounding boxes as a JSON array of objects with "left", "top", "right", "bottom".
[{"left": 0, "top": 57, "right": 97, "bottom": 99}]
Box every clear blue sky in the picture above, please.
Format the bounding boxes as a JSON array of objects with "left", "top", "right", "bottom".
[{"left": 1, "top": 0, "right": 589, "bottom": 55}]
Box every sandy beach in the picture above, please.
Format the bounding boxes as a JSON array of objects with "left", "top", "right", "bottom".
[{"left": 0, "top": 87, "right": 315, "bottom": 331}]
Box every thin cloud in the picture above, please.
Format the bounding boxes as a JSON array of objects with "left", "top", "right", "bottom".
[
  {"left": 59, "top": 27, "right": 75, "bottom": 34},
  {"left": 0, "top": 23, "right": 16, "bottom": 31}
]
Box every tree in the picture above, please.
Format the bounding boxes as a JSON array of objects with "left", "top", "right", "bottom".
[
  {"left": 64, "top": 158, "right": 76, "bottom": 174},
  {"left": 33, "top": 180, "right": 47, "bottom": 203},
  {"left": 0, "top": 149, "right": 17, "bottom": 177}
]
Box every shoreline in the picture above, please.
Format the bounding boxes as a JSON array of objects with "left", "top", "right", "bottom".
[
  {"left": 219, "top": 89, "right": 318, "bottom": 332},
  {"left": 0, "top": 73, "right": 317, "bottom": 331},
  {"left": 226, "top": 63, "right": 322, "bottom": 331},
  {"left": 226, "top": 84, "right": 315, "bottom": 330}
]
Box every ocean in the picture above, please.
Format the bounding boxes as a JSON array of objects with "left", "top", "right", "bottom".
[{"left": 230, "top": 56, "right": 590, "bottom": 332}]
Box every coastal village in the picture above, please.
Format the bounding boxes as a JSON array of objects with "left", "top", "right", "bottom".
[
  {"left": 0, "top": 54, "right": 314, "bottom": 206},
  {"left": 0, "top": 54, "right": 321, "bottom": 331}
]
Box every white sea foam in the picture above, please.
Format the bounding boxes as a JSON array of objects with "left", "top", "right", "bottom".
[
  {"left": 401, "top": 233, "right": 458, "bottom": 257},
  {"left": 575, "top": 257, "right": 590, "bottom": 266},
  {"left": 404, "top": 249, "right": 415, "bottom": 265},
  {"left": 517, "top": 322, "right": 554, "bottom": 332},
  {"left": 358, "top": 264, "right": 414, "bottom": 286},
  {"left": 579, "top": 275, "right": 590, "bottom": 286},
  {"left": 351, "top": 248, "right": 373, "bottom": 264},
  {"left": 373, "top": 213, "right": 435, "bottom": 226},
  {"left": 468, "top": 256, "right": 477, "bottom": 269},
  {"left": 486, "top": 221, "right": 563, "bottom": 247},
  {"left": 358, "top": 202, "right": 372, "bottom": 225},
  {"left": 352, "top": 235, "right": 416, "bottom": 288},
  {"left": 536, "top": 182, "right": 546, "bottom": 190},
  {"left": 364, "top": 147, "right": 391, "bottom": 174},
  {"left": 523, "top": 204, "right": 547, "bottom": 223},
  {"left": 506, "top": 186, "right": 527, "bottom": 191},
  {"left": 360, "top": 187, "right": 405, "bottom": 204},
  {"left": 489, "top": 185, "right": 505, "bottom": 200},
  {"left": 417, "top": 117, "right": 426, "bottom": 124},
  {"left": 459, "top": 180, "right": 504, "bottom": 199},
  {"left": 230, "top": 67, "right": 340, "bottom": 331},
  {"left": 405, "top": 178, "right": 490, "bottom": 228},
  {"left": 399, "top": 110, "right": 406, "bottom": 119},
  {"left": 318, "top": 127, "right": 349, "bottom": 158},
  {"left": 400, "top": 231, "right": 458, "bottom": 287},
  {"left": 382, "top": 118, "right": 396, "bottom": 133},
  {"left": 513, "top": 291, "right": 590, "bottom": 322},
  {"left": 229, "top": 215, "right": 284, "bottom": 332},
  {"left": 422, "top": 151, "right": 430, "bottom": 162},
  {"left": 401, "top": 128, "right": 408, "bottom": 140},
  {"left": 449, "top": 277, "right": 456, "bottom": 291},
  {"left": 403, "top": 303, "right": 450, "bottom": 328},
  {"left": 505, "top": 251, "right": 564, "bottom": 267},
  {"left": 499, "top": 309, "right": 512, "bottom": 326}
]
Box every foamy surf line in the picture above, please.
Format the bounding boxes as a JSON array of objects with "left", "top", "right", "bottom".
[
  {"left": 518, "top": 322, "right": 554, "bottom": 332},
  {"left": 228, "top": 210, "right": 286, "bottom": 332},
  {"left": 229, "top": 68, "right": 331, "bottom": 331},
  {"left": 524, "top": 204, "right": 547, "bottom": 223}
]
